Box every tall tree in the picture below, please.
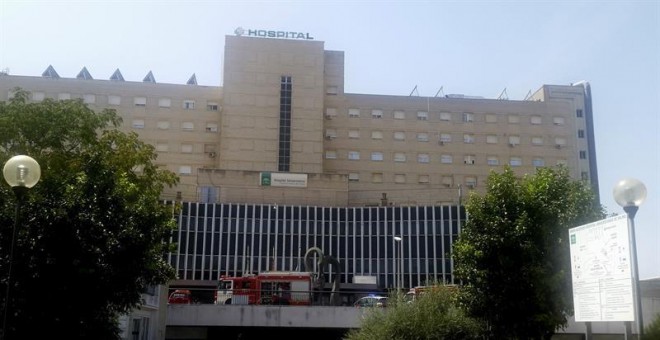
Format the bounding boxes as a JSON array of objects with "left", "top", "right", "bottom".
[
  {"left": 453, "top": 166, "right": 604, "bottom": 339},
  {"left": 0, "top": 89, "right": 178, "bottom": 338}
]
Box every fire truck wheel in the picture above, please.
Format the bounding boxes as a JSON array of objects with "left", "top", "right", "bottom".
[{"left": 224, "top": 298, "right": 232, "bottom": 305}]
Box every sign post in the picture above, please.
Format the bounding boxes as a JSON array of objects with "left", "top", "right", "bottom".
[{"left": 569, "top": 214, "right": 634, "bottom": 337}]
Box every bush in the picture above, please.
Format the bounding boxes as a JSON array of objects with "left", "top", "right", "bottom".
[
  {"left": 345, "top": 286, "right": 485, "bottom": 340},
  {"left": 643, "top": 313, "right": 660, "bottom": 340}
]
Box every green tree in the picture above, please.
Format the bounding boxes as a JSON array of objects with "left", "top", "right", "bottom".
[
  {"left": 0, "top": 89, "right": 178, "bottom": 338},
  {"left": 345, "top": 287, "right": 485, "bottom": 340},
  {"left": 453, "top": 166, "right": 604, "bottom": 339}
]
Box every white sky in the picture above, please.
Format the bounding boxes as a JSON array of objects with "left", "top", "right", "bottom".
[{"left": 1, "top": 0, "right": 658, "bottom": 278}]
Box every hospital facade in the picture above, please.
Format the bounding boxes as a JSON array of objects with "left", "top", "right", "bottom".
[{"left": 0, "top": 32, "right": 598, "bottom": 290}]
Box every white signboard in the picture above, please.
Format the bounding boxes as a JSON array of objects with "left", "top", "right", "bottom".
[
  {"left": 568, "top": 214, "right": 634, "bottom": 322},
  {"left": 260, "top": 172, "right": 308, "bottom": 188}
]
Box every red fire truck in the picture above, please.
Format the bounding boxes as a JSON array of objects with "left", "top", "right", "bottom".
[{"left": 215, "top": 271, "right": 313, "bottom": 305}]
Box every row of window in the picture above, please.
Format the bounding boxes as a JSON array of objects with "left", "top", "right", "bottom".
[
  {"left": 155, "top": 143, "right": 216, "bottom": 154},
  {"left": 131, "top": 120, "right": 218, "bottom": 132},
  {"left": 27, "top": 91, "right": 219, "bottom": 111},
  {"left": 326, "top": 130, "right": 585, "bottom": 144},
  {"left": 326, "top": 107, "right": 579, "bottom": 125},
  {"left": 328, "top": 151, "right": 571, "bottom": 166}
]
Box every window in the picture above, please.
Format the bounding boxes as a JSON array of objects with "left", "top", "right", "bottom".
[
  {"left": 557, "top": 159, "right": 568, "bottom": 166},
  {"left": 134, "top": 97, "right": 147, "bottom": 107},
  {"left": 325, "top": 108, "right": 337, "bottom": 119},
  {"left": 486, "top": 135, "right": 498, "bottom": 144},
  {"left": 348, "top": 130, "right": 360, "bottom": 139},
  {"left": 32, "top": 92, "right": 45, "bottom": 101},
  {"left": 83, "top": 94, "right": 95, "bottom": 104},
  {"left": 206, "top": 123, "right": 218, "bottom": 132},
  {"left": 371, "top": 131, "right": 383, "bottom": 140},
  {"left": 157, "top": 121, "right": 170, "bottom": 130},
  {"left": 326, "top": 86, "right": 338, "bottom": 95},
  {"left": 325, "top": 129, "right": 337, "bottom": 139},
  {"left": 348, "top": 151, "right": 360, "bottom": 160},
  {"left": 509, "top": 157, "right": 522, "bottom": 166},
  {"left": 465, "top": 177, "right": 477, "bottom": 188},
  {"left": 578, "top": 129, "right": 585, "bottom": 138},
  {"left": 417, "top": 132, "right": 429, "bottom": 142},
  {"left": 348, "top": 173, "right": 359, "bottom": 182},
  {"left": 183, "top": 100, "right": 195, "bottom": 110},
  {"left": 581, "top": 171, "right": 589, "bottom": 180},
  {"left": 579, "top": 150, "right": 587, "bottom": 159},
  {"left": 439, "top": 133, "right": 451, "bottom": 143},
  {"left": 532, "top": 158, "right": 545, "bottom": 167},
  {"left": 372, "top": 173, "right": 383, "bottom": 183},
  {"left": 418, "top": 175, "right": 430, "bottom": 183},
  {"left": 508, "top": 135, "right": 520, "bottom": 146},
  {"left": 532, "top": 137, "right": 543, "bottom": 145},
  {"left": 156, "top": 143, "right": 169, "bottom": 152},
  {"left": 181, "top": 144, "right": 193, "bottom": 153},
  {"left": 417, "top": 111, "right": 428, "bottom": 120},
  {"left": 58, "top": 93, "right": 71, "bottom": 100},
  {"left": 441, "top": 154, "right": 453, "bottom": 164},
  {"left": 442, "top": 176, "right": 453, "bottom": 187},
  {"left": 508, "top": 115, "right": 520, "bottom": 124},
  {"left": 178, "top": 166, "right": 192, "bottom": 175},
  {"left": 463, "top": 134, "right": 474, "bottom": 144},
  {"left": 417, "top": 153, "right": 430, "bottom": 163},
  {"left": 464, "top": 155, "right": 475, "bottom": 165},
  {"left": 394, "top": 174, "right": 406, "bottom": 183},
  {"left": 371, "top": 152, "right": 384, "bottom": 161},
  {"left": 158, "top": 98, "right": 171, "bottom": 108},
  {"left": 199, "top": 186, "right": 219, "bottom": 203},
  {"left": 394, "top": 153, "right": 406, "bottom": 162},
  {"left": 207, "top": 102, "right": 219, "bottom": 111},
  {"left": 531, "top": 116, "right": 542, "bottom": 125},
  {"left": 132, "top": 119, "right": 145, "bottom": 129},
  {"left": 393, "top": 131, "right": 406, "bottom": 141},
  {"left": 204, "top": 144, "right": 216, "bottom": 154},
  {"left": 487, "top": 157, "right": 499, "bottom": 166},
  {"left": 440, "top": 112, "right": 452, "bottom": 121},
  {"left": 325, "top": 151, "right": 337, "bottom": 159},
  {"left": 371, "top": 110, "right": 383, "bottom": 119},
  {"left": 108, "top": 95, "right": 121, "bottom": 106},
  {"left": 553, "top": 116, "right": 565, "bottom": 125},
  {"left": 555, "top": 137, "right": 567, "bottom": 146},
  {"left": 181, "top": 122, "right": 194, "bottom": 131},
  {"left": 463, "top": 113, "right": 474, "bottom": 122},
  {"left": 485, "top": 114, "right": 497, "bottom": 123},
  {"left": 393, "top": 110, "right": 406, "bottom": 119},
  {"left": 348, "top": 108, "right": 360, "bottom": 118},
  {"left": 576, "top": 109, "right": 583, "bottom": 118}
]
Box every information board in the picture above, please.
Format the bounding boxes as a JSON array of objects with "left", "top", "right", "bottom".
[{"left": 568, "top": 214, "right": 634, "bottom": 322}]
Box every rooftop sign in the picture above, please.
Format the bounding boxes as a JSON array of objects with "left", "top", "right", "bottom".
[{"left": 234, "top": 27, "right": 314, "bottom": 40}]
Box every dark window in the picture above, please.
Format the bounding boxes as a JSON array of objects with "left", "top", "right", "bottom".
[
  {"left": 278, "top": 76, "right": 292, "bottom": 172},
  {"left": 579, "top": 150, "right": 587, "bottom": 159},
  {"left": 576, "top": 109, "right": 583, "bottom": 118}
]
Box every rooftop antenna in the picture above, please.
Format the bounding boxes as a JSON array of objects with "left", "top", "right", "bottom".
[
  {"left": 523, "top": 89, "right": 533, "bottom": 101},
  {"left": 434, "top": 86, "right": 444, "bottom": 97},
  {"left": 409, "top": 85, "right": 419, "bottom": 96},
  {"left": 497, "top": 87, "right": 508, "bottom": 100}
]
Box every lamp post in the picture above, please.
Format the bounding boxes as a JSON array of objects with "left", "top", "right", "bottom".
[
  {"left": 613, "top": 178, "right": 647, "bottom": 337},
  {"left": 2, "top": 155, "right": 41, "bottom": 340},
  {"left": 394, "top": 236, "right": 403, "bottom": 291}
]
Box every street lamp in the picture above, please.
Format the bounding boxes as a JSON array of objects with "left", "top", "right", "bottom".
[
  {"left": 394, "top": 236, "right": 403, "bottom": 291},
  {"left": 2, "top": 155, "right": 41, "bottom": 339},
  {"left": 613, "top": 178, "right": 647, "bottom": 337}
]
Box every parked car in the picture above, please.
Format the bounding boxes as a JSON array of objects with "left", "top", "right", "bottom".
[
  {"left": 168, "top": 289, "right": 192, "bottom": 304},
  {"left": 353, "top": 295, "right": 388, "bottom": 308}
]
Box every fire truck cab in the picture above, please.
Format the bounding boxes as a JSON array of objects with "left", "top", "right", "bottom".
[{"left": 216, "top": 271, "right": 313, "bottom": 306}]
